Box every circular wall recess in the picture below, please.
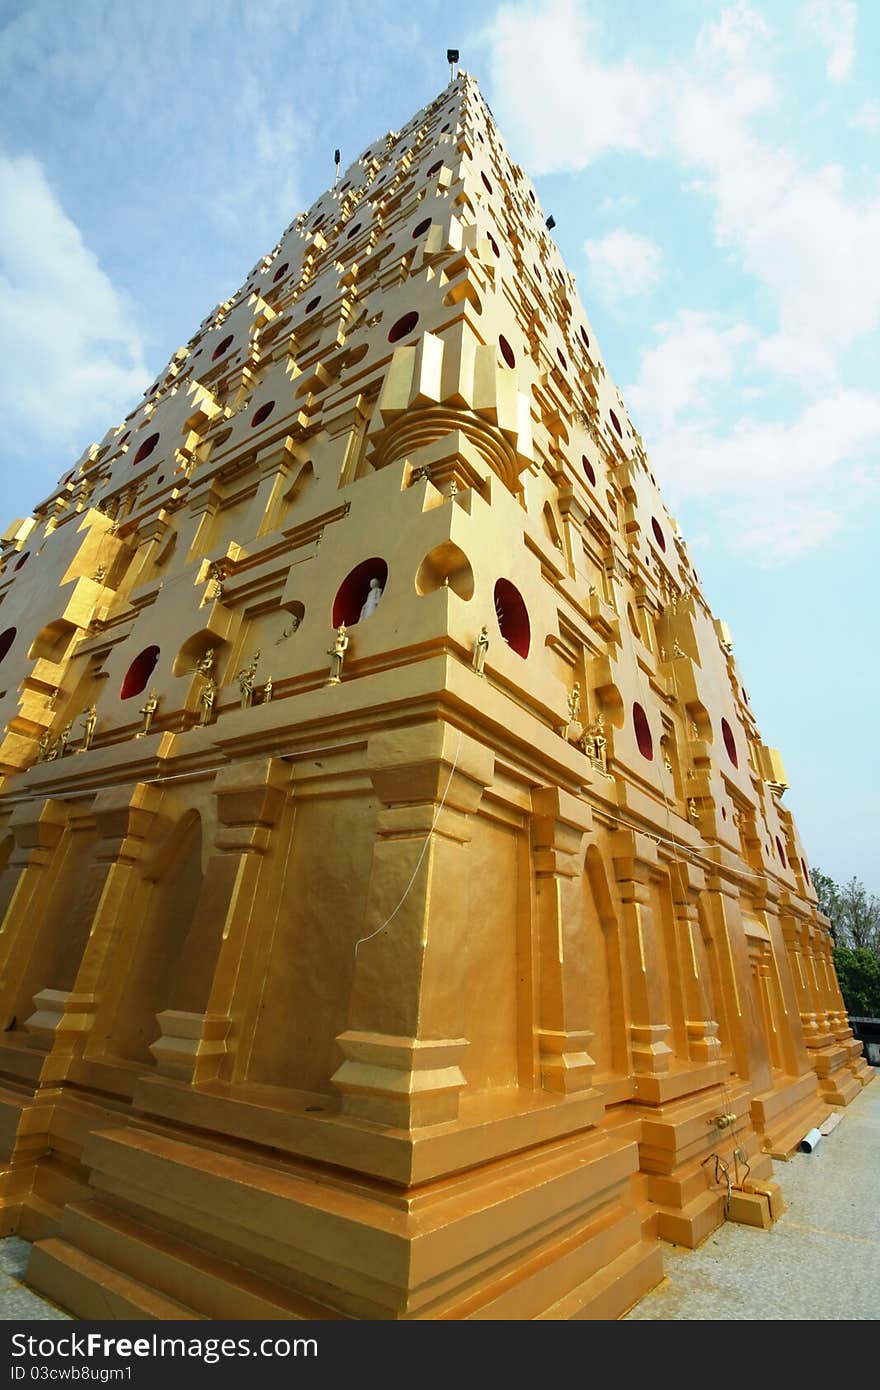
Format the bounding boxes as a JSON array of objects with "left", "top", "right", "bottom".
[{"left": 120, "top": 645, "right": 160, "bottom": 700}]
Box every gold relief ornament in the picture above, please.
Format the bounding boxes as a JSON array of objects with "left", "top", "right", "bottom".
[
  {"left": 236, "top": 651, "right": 261, "bottom": 710},
  {"left": 195, "top": 648, "right": 215, "bottom": 679},
  {"left": 687, "top": 797, "right": 700, "bottom": 826},
  {"left": 472, "top": 625, "right": 489, "bottom": 677},
  {"left": 136, "top": 690, "right": 159, "bottom": 738},
  {"left": 79, "top": 706, "right": 97, "bottom": 752},
  {"left": 208, "top": 562, "right": 225, "bottom": 599},
  {"left": 198, "top": 677, "right": 216, "bottom": 726},
  {"left": 327, "top": 625, "right": 349, "bottom": 685},
  {"left": 263, "top": 676, "right": 273, "bottom": 704},
  {"left": 580, "top": 714, "right": 607, "bottom": 773}
]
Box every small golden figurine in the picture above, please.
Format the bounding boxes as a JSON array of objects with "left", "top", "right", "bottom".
[
  {"left": 687, "top": 797, "right": 700, "bottom": 826},
  {"left": 263, "top": 676, "right": 273, "bottom": 703},
  {"left": 79, "top": 705, "right": 97, "bottom": 752},
  {"left": 327, "top": 625, "right": 349, "bottom": 685},
  {"left": 207, "top": 561, "right": 225, "bottom": 600},
  {"left": 581, "top": 714, "right": 607, "bottom": 773},
  {"left": 195, "top": 648, "right": 215, "bottom": 679},
  {"left": 567, "top": 683, "right": 581, "bottom": 724},
  {"left": 472, "top": 625, "right": 489, "bottom": 677},
  {"left": 276, "top": 615, "right": 301, "bottom": 644},
  {"left": 198, "top": 677, "right": 216, "bottom": 726},
  {"left": 37, "top": 729, "right": 52, "bottom": 762},
  {"left": 136, "top": 690, "right": 159, "bottom": 738},
  {"left": 236, "top": 651, "right": 260, "bottom": 710},
  {"left": 57, "top": 721, "right": 74, "bottom": 757}
]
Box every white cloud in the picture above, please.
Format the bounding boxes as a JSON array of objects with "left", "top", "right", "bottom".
[
  {"left": 483, "top": 0, "right": 880, "bottom": 560},
  {"left": 849, "top": 99, "right": 880, "bottom": 131},
  {"left": 731, "top": 505, "right": 842, "bottom": 562},
  {"left": 0, "top": 151, "right": 149, "bottom": 461},
  {"left": 696, "top": 0, "right": 771, "bottom": 66},
  {"left": 584, "top": 229, "right": 662, "bottom": 301},
  {"left": 803, "top": 0, "right": 857, "bottom": 82},
  {"left": 627, "top": 311, "right": 753, "bottom": 433},
  {"left": 485, "top": 1, "right": 880, "bottom": 388},
  {"left": 597, "top": 194, "right": 639, "bottom": 216},
  {"left": 482, "top": 0, "right": 666, "bottom": 172}
]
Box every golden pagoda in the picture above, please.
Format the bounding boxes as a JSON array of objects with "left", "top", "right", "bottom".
[{"left": 0, "top": 73, "right": 871, "bottom": 1320}]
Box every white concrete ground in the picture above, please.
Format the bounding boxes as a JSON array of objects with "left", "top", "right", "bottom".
[{"left": 627, "top": 1076, "right": 879, "bottom": 1320}]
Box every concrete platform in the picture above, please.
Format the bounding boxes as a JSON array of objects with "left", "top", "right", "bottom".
[
  {"left": 627, "top": 1077, "right": 879, "bottom": 1320},
  {"left": 0, "top": 1078, "right": 876, "bottom": 1321}
]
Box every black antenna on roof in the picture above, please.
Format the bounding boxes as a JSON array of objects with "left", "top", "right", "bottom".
[
  {"left": 333, "top": 149, "right": 341, "bottom": 189},
  {"left": 447, "top": 49, "right": 459, "bottom": 82},
  {"left": 546, "top": 215, "right": 556, "bottom": 230}
]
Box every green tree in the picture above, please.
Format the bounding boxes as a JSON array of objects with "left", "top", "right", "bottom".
[
  {"left": 811, "top": 868, "right": 840, "bottom": 939},
  {"left": 812, "top": 868, "right": 880, "bottom": 953},
  {"left": 832, "top": 945, "right": 880, "bottom": 1018}
]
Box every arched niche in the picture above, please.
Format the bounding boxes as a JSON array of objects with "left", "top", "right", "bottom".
[
  {"left": 0, "top": 835, "right": 15, "bottom": 938},
  {"left": 415, "top": 542, "right": 474, "bottom": 599},
  {"left": 696, "top": 895, "right": 731, "bottom": 1061},
  {"left": 28, "top": 618, "right": 77, "bottom": 664},
  {"left": 333, "top": 558, "right": 388, "bottom": 627},
  {"left": 104, "top": 810, "right": 206, "bottom": 1066},
  {"left": 686, "top": 701, "right": 713, "bottom": 743},
  {"left": 172, "top": 631, "right": 227, "bottom": 679},
  {"left": 284, "top": 460, "right": 314, "bottom": 507},
  {"left": 9, "top": 820, "right": 100, "bottom": 1030},
  {"left": 583, "top": 844, "right": 628, "bottom": 1078},
  {"left": 542, "top": 502, "right": 564, "bottom": 553}
]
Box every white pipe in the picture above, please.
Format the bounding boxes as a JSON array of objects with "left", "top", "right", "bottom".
[{"left": 800, "top": 1127, "right": 823, "bottom": 1153}]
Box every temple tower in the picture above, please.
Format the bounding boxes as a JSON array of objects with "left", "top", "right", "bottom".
[{"left": 0, "top": 73, "right": 871, "bottom": 1319}]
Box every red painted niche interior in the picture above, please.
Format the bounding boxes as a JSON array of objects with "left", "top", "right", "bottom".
[
  {"left": 494, "top": 578, "right": 530, "bottom": 658},
  {"left": 120, "top": 645, "right": 160, "bottom": 701}
]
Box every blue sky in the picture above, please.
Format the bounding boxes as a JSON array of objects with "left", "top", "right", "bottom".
[{"left": 1, "top": 0, "right": 878, "bottom": 892}]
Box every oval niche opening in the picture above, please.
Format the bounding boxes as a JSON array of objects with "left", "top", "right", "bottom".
[
  {"left": 332, "top": 558, "right": 389, "bottom": 627},
  {"left": 494, "top": 578, "right": 530, "bottom": 658},
  {"left": 120, "top": 645, "right": 160, "bottom": 700}
]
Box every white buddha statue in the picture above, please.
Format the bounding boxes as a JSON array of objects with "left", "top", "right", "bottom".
[{"left": 359, "top": 577, "right": 384, "bottom": 621}]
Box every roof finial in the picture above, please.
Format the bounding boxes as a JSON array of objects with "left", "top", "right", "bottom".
[{"left": 447, "top": 48, "right": 459, "bottom": 83}]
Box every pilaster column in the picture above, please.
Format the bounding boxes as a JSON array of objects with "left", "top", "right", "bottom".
[
  {"left": 817, "top": 927, "right": 853, "bottom": 1040},
  {"left": 779, "top": 912, "right": 820, "bottom": 1047},
  {"left": 703, "top": 876, "right": 771, "bottom": 1091},
  {"left": 23, "top": 784, "right": 162, "bottom": 1073},
  {"left": 0, "top": 800, "right": 68, "bottom": 1015},
  {"left": 611, "top": 830, "right": 672, "bottom": 1074},
  {"left": 668, "top": 862, "right": 720, "bottom": 1065},
  {"left": 332, "top": 723, "right": 493, "bottom": 1128},
  {"left": 150, "top": 756, "right": 288, "bottom": 1085},
  {"left": 531, "top": 787, "right": 596, "bottom": 1094}
]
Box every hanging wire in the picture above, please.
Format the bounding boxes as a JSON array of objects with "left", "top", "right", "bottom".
[{"left": 353, "top": 728, "right": 463, "bottom": 957}]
